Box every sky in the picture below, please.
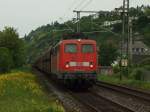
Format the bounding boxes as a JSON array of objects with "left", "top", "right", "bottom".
[{"left": 0, "top": 0, "right": 149, "bottom": 37}]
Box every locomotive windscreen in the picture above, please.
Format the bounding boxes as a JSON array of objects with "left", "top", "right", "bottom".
[
  {"left": 82, "top": 44, "right": 94, "bottom": 53},
  {"left": 65, "top": 44, "right": 77, "bottom": 53}
]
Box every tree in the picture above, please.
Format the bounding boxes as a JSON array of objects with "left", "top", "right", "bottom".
[
  {"left": 136, "top": 16, "right": 150, "bottom": 32},
  {"left": 99, "top": 41, "right": 119, "bottom": 66},
  {"left": 143, "top": 25, "right": 150, "bottom": 46},
  {"left": 144, "top": 6, "right": 150, "bottom": 16},
  {"left": 0, "top": 27, "right": 26, "bottom": 68},
  {"left": 0, "top": 47, "right": 13, "bottom": 73},
  {"left": 113, "top": 23, "right": 122, "bottom": 33}
]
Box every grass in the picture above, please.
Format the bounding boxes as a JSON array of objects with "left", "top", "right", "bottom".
[
  {"left": 10, "top": 65, "right": 32, "bottom": 73},
  {"left": 0, "top": 71, "right": 64, "bottom": 112},
  {"left": 98, "top": 74, "right": 150, "bottom": 91}
]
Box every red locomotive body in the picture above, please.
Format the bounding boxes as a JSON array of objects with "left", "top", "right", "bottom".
[
  {"left": 52, "top": 39, "right": 97, "bottom": 79},
  {"left": 35, "top": 39, "right": 98, "bottom": 88}
]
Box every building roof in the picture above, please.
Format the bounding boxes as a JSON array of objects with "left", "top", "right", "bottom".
[
  {"left": 120, "top": 40, "right": 150, "bottom": 56},
  {"left": 132, "top": 41, "right": 150, "bottom": 55},
  {"left": 132, "top": 41, "right": 147, "bottom": 48}
]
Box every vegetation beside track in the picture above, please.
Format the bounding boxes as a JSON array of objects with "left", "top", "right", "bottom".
[
  {"left": 0, "top": 70, "right": 64, "bottom": 112},
  {"left": 98, "top": 74, "right": 150, "bottom": 91}
]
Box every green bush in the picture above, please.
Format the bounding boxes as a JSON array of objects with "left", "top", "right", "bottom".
[
  {"left": 0, "top": 47, "right": 13, "bottom": 73},
  {"left": 113, "top": 65, "right": 120, "bottom": 73},
  {"left": 139, "top": 58, "right": 150, "bottom": 66},
  {"left": 143, "top": 65, "right": 150, "bottom": 71},
  {"left": 99, "top": 42, "right": 119, "bottom": 66},
  {"left": 130, "top": 68, "right": 145, "bottom": 81}
]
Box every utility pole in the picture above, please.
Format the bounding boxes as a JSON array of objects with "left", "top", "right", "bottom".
[
  {"left": 119, "top": 0, "right": 130, "bottom": 80},
  {"left": 76, "top": 11, "right": 81, "bottom": 33},
  {"left": 122, "top": 0, "right": 130, "bottom": 58},
  {"left": 129, "top": 17, "right": 133, "bottom": 65},
  {"left": 126, "top": 0, "right": 130, "bottom": 68},
  {"left": 73, "top": 10, "right": 104, "bottom": 33}
]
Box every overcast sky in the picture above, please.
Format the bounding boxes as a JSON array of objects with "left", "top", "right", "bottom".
[{"left": 0, "top": 0, "right": 149, "bottom": 37}]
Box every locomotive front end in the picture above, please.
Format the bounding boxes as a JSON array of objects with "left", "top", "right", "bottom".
[{"left": 59, "top": 39, "right": 98, "bottom": 83}]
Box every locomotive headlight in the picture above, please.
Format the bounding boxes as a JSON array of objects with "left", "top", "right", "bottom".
[
  {"left": 65, "top": 62, "right": 69, "bottom": 68},
  {"left": 65, "top": 64, "right": 69, "bottom": 68},
  {"left": 90, "top": 62, "right": 94, "bottom": 68},
  {"left": 90, "top": 64, "right": 94, "bottom": 68},
  {"left": 78, "top": 39, "right": 81, "bottom": 42}
]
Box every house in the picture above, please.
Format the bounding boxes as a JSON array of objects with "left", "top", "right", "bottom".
[
  {"left": 103, "top": 20, "right": 122, "bottom": 27},
  {"left": 120, "top": 40, "right": 150, "bottom": 64},
  {"left": 132, "top": 41, "right": 150, "bottom": 55},
  {"left": 132, "top": 41, "right": 150, "bottom": 64}
]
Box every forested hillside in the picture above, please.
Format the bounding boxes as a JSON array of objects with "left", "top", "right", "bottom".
[{"left": 25, "top": 6, "right": 150, "bottom": 65}]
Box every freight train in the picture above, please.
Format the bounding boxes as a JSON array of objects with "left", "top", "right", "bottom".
[{"left": 34, "top": 35, "right": 98, "bottom": 88}]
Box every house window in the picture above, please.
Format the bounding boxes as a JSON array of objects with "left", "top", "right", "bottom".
[
  {"left": 132, "top": 48, "right": 135, "bottom": 52},
  {"left": 141, "top": 48, "right": 144, "bottom": 53},
  {"left": 136, "top": 48, "right": 139, "bottom": 52}
]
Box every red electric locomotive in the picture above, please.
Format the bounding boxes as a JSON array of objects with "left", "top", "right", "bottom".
[{"left": 35, "top": 37, "right": 98, "bottom": 88}]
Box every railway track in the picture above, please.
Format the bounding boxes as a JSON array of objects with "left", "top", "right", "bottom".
[
  {"left": 96, "top": 81, "right": 150, "bottom": 102},
  {"left": 95, "top": 81, "right": 150, "bottom": 112},
  {"left": 69, "top": 91, "right": 100, "bottom": 112},
  {"left": 34, "top": 69, "right": 137, "bottom": 112},
  {"left": 33, "top": 69, "right": 91, "bottom": 112},
  {"left": 34, "top": 69, "right": 150, "bottom": 112},
  {"left": 70, "top": 90, "right": 135, "bottom": 112}
]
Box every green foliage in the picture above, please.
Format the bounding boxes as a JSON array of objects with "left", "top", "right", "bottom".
[
  {"left": 136, "top": 16, "right": 150, "bottom": 31},
  {"left": 10, "top": 65, "right": 32, "bottom": 73},
  {"left": 0, "top": 27, "right": 26, "bottom": 71},
  {"left": 100, "top": 41, "right": 119, "bottom": 66},
  {"left": 0, "top": 47, "right": 13, "bottom": 73},
  {"left": 143, "top": 25, "right": 150, "bottom": 46},
  {"left": 144, "top": 6, "right": 150, "bottom": 16},
  {"left": 130, "top": 6, "right": 150, "bottom": 46},
  {"left": 0, "top": 71, "right": 64, "bottom": 112},
  {"left": 98, "top": 74, "right": 150, "bottom": 90},
  {"left": 143, "top": 65, "right": 150, "bottom": 71},
  {"left": 130, "top": 68, "right": 145, "bottom": 81},
  {"left": 112, "top": 23, "right": 122, "bottom": 33},
  {"left": 113, "top": 65, "right": 120, "bottom": 74},
  {"left": 139, "top": 58, "right": 150, "bottom": 66}
]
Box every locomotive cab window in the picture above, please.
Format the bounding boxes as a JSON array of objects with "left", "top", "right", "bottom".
[
  {"left": 82, "top": 44, "right": 94, "bottom": 53},
  {"left": 65, "top": 44, "right": 77, "bottom": 53}
]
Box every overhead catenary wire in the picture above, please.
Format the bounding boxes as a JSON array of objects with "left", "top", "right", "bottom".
[
  {"left": 63, "top": 0, "right": 89, "bottom": 20},
  {"left": 79, "top": 0, "right": 94, "bottom": 10},
  {"left": 58, "top": 0, "right": 93, "bottom": 23},
  {"left": 58, "top": 17, "right": 75, "bottom": 32},
  {"left": 68, "top": 0, "right": 77, "bottom": 10},
  {"left": 55, "top": 0, "right": 105, "bottom": 33},
  {"left": 61, "top": 0, "right": 78, "bottom": 20},
  {"left": 60, "top": 0, "right": 89, "bottom": 21},
  {"left": 92, "top": 22, "right": 121, "bottom": 37},
  {"left": 55, "top": 0, "right": 82, "bottom": 32},
  {"left": 74, "top": 0, "right": 88, "bottom": 10}
]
